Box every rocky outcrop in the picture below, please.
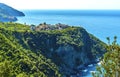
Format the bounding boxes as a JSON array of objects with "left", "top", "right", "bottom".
[
  {"left": 0, "top": 3, "right": 25, "bottom": 22},
  {"left": 13, "top": 26, "right": 106, "bottom": 76}
]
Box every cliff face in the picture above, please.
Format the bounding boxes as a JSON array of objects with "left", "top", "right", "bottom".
[
  {"left": 13, "top": 26, "right": 106, "bottom": 75},
  {"left": 0, "top": 3, "right": 25, "bottom": 22},
  {"left": 0, "top": 22, "right": 106, "bottom": 76}
]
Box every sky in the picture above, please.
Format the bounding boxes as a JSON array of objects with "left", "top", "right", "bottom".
[{"left": 0, "top": 0, "right": 120, "bottom": 10}]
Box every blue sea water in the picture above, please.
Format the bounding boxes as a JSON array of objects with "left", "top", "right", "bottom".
[
  {"left": 16, "top": 10, "right": 120, "bottom": 77},
  {"left": 17, "top": 10, "right": 120, "bottom": 44}
]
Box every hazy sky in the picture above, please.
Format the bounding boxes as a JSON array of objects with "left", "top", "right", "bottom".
[{"left": 0, "top": 0, "right": 120, "bottom": 10}]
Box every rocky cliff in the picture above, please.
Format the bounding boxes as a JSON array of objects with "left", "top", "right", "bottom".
[
  {"left": 0, "top": 22, "right": 106, "bottom": 76},
  {"left": 13, "top": 25, "right": 106, "bottom": 76}
]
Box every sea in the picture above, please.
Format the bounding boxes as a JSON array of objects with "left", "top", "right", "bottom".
[
  {"left": 17, "top": 10, "right": 120, "bottom": 44},
  {"left": 16, "top": 10, "right": 120, "bottom": 77}
]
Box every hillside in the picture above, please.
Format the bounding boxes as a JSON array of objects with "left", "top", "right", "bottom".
[
  {"left": 0, "top": 23, "right": 61, "bottom": 77},
  {"left": 0, "top": 3, "right": 24, "bottom": 22},
  {"left": 0, "top": 22, "right": 106, "bottom": 76}
]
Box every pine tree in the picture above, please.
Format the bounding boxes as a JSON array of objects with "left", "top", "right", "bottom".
[{"left": 92, "top": 36, "right": 120, "bottom": 77}]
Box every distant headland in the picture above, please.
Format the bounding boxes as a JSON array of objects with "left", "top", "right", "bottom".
[{"left": 0, "top": 3, "right": 25, "bottom": 22}]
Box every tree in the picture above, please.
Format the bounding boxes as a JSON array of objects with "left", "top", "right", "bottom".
[
  {"left": 43, "top": 22, "right": 46, "bottom": 25},
  {"left": 0, "top": 60, "right": 12, "bottom": 77},
  {"left": 16, "top": 73, "right": 28, "bottom": 77},
  {"left": 92, "top": 36, "right": 120, "bottom": 77}
]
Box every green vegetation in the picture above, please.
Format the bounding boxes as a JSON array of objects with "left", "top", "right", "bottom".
[
  {"left": 0, "top": 22, "right": 30, "bottom": 32},
  {"left": 92, "top": 36, "right": 120, "bottom": 77},
  {"left": 0, "top": 22, "right": 61, "bottom": 77},
  {"left": 0, "top": 22, "right": 106, "bottom": 76}
]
